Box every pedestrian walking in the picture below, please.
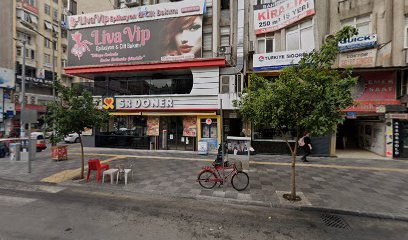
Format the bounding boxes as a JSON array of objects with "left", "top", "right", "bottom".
[{"left": 298, "top": 131, "right": 312, "bottom": 162}]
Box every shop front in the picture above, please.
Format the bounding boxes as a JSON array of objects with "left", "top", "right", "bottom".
[{"left": 64, "top": 0, "right": 225, "bottom": 152}]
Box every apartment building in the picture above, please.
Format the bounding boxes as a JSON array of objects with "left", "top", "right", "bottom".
[
  {"left": 7, "top": 0, "right": 78, "bottom": 134},
  {"left": 65, "top": 0, "right": 246, "bottom": 152}
]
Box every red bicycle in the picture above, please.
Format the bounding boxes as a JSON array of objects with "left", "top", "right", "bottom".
[{"left": 197, "top": 160, "right": 249, "bottom": 191}]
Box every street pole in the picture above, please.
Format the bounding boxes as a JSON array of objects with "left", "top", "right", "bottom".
[
  {"left": 220, "top": 99, "right": 224, "bottom": 186},
  {"left": 20, "top": 40, "right": 26, "bottom": 139},
  {"left": 51, "top": 36, "right": 56, "bottom": 146}
]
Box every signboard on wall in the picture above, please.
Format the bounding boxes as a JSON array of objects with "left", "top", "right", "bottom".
[
  {"left": 254, "top": 0, "right": 315, "bottom": 34},
  {"left": 68, "top": 0, "right": 205, "bottom": 30},
  {"left": 67, "top": 0, "right": 205, "bottom": 67},
  {"left": 253, "top": 49, "right": 311, "bottom": 71},
  {"left": 147, "top": 117, "right": 160, "bottom": 136},
  {"left": 338, "top": 34, "right": 377, "bottom": 52},
  {"left": 183, "top": 116, "right": 197, "bottom": 137},
  {"left": 339, "top": 49, "right": 377, "bottom": 68}
]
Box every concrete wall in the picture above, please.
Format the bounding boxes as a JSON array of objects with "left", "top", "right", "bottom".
[
  {"left": 76, "top": 0, "right": 115, "bottom": 14},
  {"left": 0, "top": 0, "right": 15, "bottom": 70}
]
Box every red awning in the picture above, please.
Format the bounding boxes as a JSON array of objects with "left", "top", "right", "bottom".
[
  {"left": 16, "top": 104, "right": 47, "bottom": 113},
  {"left": 64, "top": 58, "right": 226, "bottom": 77}
]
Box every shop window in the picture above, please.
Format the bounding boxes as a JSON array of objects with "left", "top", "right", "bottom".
[
  {"left": 341, "top": 15, "right": 371, "bottom": 36},
  {"left": 286, "top": 19, "right": 314, "bottom": 51},
  {"left": 253, "top": 125, "right": 296, "bottom": 141},
  {"left": 201, "top": 119, "right": 218, "bottom": 138}
]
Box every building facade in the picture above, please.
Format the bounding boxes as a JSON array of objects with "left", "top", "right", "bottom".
[
  {"left": 66, "top": 0, "right": 247, "bottom": 152},
  {"left": 248, "top": 0, "right": 408, "bottom": 158},
  {"left": 2, "top": 0, "right": 79, "bottom": 136}
]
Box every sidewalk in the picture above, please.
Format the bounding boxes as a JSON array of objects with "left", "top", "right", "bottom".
[{"left": 1, "top": 146, "right": 408, "bottom": 221}]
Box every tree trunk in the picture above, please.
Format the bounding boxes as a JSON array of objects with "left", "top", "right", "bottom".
[
  {"left": 79, "top": 133, "right": 84, "bottom": 179},
  {"left": 291, "top": 149, "right": 297, "bottom": 199}
]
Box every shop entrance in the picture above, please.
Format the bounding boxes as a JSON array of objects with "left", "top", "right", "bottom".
[
  {"left": 159, "top": 116, "right": 195, "bottom": 151},
  {"left": 336, "top": 119, "right": 359, "bottom": 150}
]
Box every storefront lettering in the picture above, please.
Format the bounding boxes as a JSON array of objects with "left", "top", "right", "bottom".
[{"left": 118, "top": 98, "right": 173, "bottom": 109}]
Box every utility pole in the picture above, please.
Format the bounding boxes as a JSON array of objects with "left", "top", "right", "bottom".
[{"left": 20, "top": 40, "right": 26, "bottom": 139}]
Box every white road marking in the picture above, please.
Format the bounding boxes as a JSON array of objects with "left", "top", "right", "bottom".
[{"left": 0, "top": 195, "right": 37, "bottom": 207}]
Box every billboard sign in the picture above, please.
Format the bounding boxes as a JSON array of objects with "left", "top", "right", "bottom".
[
  {"left": 0, "top": 67, "right": 15, "bottom": 88},
  {"left": 254, "top": 0, "right": 315, "bottom": 35},
  {"left": 339, "top": 49, "right": 376, "bottom": 68},
  {"left": 338, "top": 34, "right": 377, "bottom": 53},
  {"left": 68, "top": 5, "right": 204, "bottom": 67},
  {"left": 253, "top": 49, "right": 311, "bottom": 71},
  {"left": 68, "top": 0, "right": 205, "bottom": 30}
]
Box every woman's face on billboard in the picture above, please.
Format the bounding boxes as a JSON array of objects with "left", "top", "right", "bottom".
[{"left": 175, "top": 17, "right": 202, "bottom": 56}]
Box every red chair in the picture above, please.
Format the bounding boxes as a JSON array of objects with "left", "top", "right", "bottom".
[{"left": 87, "top": 159, "right": 109, "bottom": 182}]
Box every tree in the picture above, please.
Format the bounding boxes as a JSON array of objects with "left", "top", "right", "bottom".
[
  {"left": 46, "top": 81, "right": 109, "bottom": 179},
  {"left": 236, "top": 26, "right": 358, "bottom": 201}
]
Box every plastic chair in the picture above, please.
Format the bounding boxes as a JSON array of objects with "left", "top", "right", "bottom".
[
  {"left": 116, "top": 164, "right": 132, "bottom": 185},
  {"left": 87, "top": 159, "right": 110, "bottom": 182}
]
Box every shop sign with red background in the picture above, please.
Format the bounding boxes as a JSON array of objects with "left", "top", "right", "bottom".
[{"left": 345, "top": 71, "right": 400, "bottom": 112}]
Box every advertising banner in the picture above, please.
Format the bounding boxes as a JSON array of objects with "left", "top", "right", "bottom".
[
  {"left": 339, "top": 49, "right": 376, "bottom": 68},
  {"left": 68, "top": 0, "right": 206, "bottom": 30},
  {"left": 254, "top": 0, "right": 315, "bottom": 35},
  {"left": 0, "top": 67, "right": 15, "bottom": 88},
  {"left": 68, "top": 15, "right": 203, "bottom": 66},
  {"left": 338, "top": 34, "right": 377, "bottom": 52},
  {"left": 183, "top": 116, "right": 197, "bottom": 137},
  {"left": 147, "top": 116, "right": 160, "bottom": 136},
  {"left": 253, "top": 49, "right": 311, "bottom": 71}
]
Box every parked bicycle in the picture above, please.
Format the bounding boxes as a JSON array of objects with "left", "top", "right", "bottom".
[{"left": 197, "top": 159, "right": 249, "bottom": 191}]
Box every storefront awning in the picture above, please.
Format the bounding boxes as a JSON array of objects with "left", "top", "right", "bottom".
[{"left": 64, "top": 58, "right": 226, "bottom": 78}]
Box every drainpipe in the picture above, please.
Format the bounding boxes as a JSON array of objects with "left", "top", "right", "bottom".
[{"left": 213, "top": 0, "right": 220, "bottom": 58}]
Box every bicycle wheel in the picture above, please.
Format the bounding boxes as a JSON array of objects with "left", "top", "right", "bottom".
[
  {"left": 198, "top": 170, "right": 217, "bottom": 189},
  {"left": 231, "top": 171, "right": 249, "bottom": 191}
]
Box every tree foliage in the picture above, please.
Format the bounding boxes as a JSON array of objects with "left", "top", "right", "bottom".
[
  {"left": 46, "top": 81, "right": 109, "bottom": 178},
  {"left": 236, "top": 26, "right": 359, "bottom": 199}
]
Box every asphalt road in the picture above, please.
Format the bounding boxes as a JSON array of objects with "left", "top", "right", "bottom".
[{"left": 0, "top": 180, "right": 407, "bottom": 240}]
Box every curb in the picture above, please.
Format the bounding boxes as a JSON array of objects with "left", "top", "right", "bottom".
[{"left": 58, "top": 181, "right": 408, "bottom": 222}]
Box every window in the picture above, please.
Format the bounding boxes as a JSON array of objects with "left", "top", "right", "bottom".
[
  {"left": 44, "top": 21, "right": 53, "bottom": 31},
  {"left": 286, "top": 19, "right": 314, "bottom": 51},
  {"left": 17, "top": 47, "right": 22, "bottom": 57},
  {"left": 257, "top": 0, "right": 272, "bottom": 4},
  {"left": 28, "top": 0, "right": 36, "bottom": 6},
  {"left": 201, "top": 119, "right": 218, "bottom": 138},
  {"left": 221, "top": 0, "right": 230, "bottom": 10},
  {"left": 341, "top": 15, "right": 371, "bottom": 36},
  {"left": 53, "top": 0, "right": 58, "bottom": 3},
  {"left": 61, "top": 59, "right": 67, "bottom": 68},
  {"left": 31, "top": 50, "right": 35, "bottom": 60},
  {"left": 53, "top": 9, "right": 58, "bottom": 21},
  {"left": 404, "top": 17, "right": 408, "bottom": 48},
  {"left": 69, "top": 0, "right": 77, "bottom": 15},
  {"left": 44, "top": 39, "right": 51, "bottom": 48},
  {"left": 44, "top": 54, "right": 51, "bottom": 65},
  {"left": 257, "top": 33, "right": 274, "bottom": 53},
  {"left": 17, "top": 31, "right": 32, "bottom": 45},
  {"left": 44, "top": 4, "right": 51, "bottom": 15}
]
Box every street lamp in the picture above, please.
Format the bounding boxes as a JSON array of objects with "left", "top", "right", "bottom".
[{"left": 18, "top": 20, "right": 57, "bottom": 144}]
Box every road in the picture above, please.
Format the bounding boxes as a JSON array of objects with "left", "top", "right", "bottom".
[{"left": 0, "top": 179, "right": 407, "bottom": 240}]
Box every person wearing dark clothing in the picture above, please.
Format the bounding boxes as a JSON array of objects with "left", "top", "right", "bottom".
[{"left": 301, "top": 132, "right": 312, "bottom": 162}]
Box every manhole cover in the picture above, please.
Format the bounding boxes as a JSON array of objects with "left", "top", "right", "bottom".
[{"left": 321, "top": 214, "right": 350, "bottom": 229}]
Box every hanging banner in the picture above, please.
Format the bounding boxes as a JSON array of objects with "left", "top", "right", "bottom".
[
  {"left": 338, "top": 34, "right": 377, "bottom": 52},
  {"left": 0, "top": 67, "right": 15, "bottom": 88},
  {"left": 147, "top": 116, "right": 160, "bottom": 136},
  {"left": 183, "top": 116, "right": 197, "bottom": 137},
  {"left": 254, "top": 0, "right": 315, "bottom": 34}
]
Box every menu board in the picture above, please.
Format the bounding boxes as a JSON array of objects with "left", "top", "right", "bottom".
[{"left": 147, "top": 117, "right": 160, "bottom": 136}]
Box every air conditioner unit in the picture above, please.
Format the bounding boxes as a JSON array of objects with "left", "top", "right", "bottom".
[
  {"left": 218, "top": 46, "right": 232, "bottom": 55},
  {"left": 125, "top": 0, "right": 141, "bottom": 7},
  {"left": 220, "top": 75, "right": 236, "bottom": 94},
  {"left": 249, "top": 41, "right": 255, "bottom": 53}
]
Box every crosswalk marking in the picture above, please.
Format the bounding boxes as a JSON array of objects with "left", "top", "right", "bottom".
[{"left": 0, "top": 195, "right": 36, "bottom": 207}]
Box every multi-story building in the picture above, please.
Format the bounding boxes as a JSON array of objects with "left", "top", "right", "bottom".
[
  {"left": 65, "top": 0, "right": 247, "bottom": 152},
  {"left": 248, "top": 0, "right": 408, "bottom": 159},
  {"left": 11, "top": 0, "right": 77, "bottom": 134},
  {"left": 0, "top": 0, "right": 16, "bottom": 135}
]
